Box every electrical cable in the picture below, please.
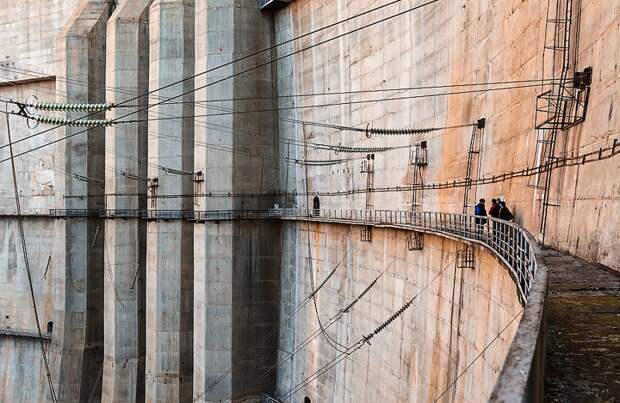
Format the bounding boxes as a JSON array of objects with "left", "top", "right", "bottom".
[
  {"left": 193, "top": 242, "right": 360, "bottom": 401},
  {"left": 279, "top": 256, "right": 457, "bottom": 401},
  {"left": 0, "top": 0, "right": 444, "bottom": 158},
  {"left": 301, "top": 123, "right": 350, "bottom": 355},
  {"left": 4, "top": 103, "right": 58, "bottom": 402},
  {"left": 62, "top": 137, "right": 617, "bottom": 200},
  {"left": 241, "top": 249, "right": 407, "bottom": 395},
  {"left": 0, "top": 64, "right": 561, "bottom": 105},
  {"left": 432, "top": 308, "right": 524, "bottom": 403},
  {"left": 2, "top": 79, "right": 543, "bottom": 165}
]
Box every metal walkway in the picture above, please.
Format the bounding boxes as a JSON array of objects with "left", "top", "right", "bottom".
[{"left": 47, "top": 207, "right": 539, "bottom": 303}]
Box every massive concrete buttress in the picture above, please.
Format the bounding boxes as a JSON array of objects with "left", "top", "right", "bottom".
[
  {"left": 102, "top": 1, "right": 151, "bottom": 402},
  {"left": 145, "top": 0, "right": 195, "bottom": 401},
  {"left": 194, "top": 1, "right": 282, "bottom": 400},
  {"left": 51, "top": 1, "right": 110, "bottom": 402}
]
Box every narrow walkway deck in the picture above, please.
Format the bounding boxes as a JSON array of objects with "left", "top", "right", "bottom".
[{"left": 545, "top": 253, "right": 620, "bottom": 402}]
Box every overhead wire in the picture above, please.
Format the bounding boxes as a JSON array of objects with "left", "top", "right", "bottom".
[
  {"left": 432, "top": 308, "right": 525, "bottom": 402},
  {"left": 4, "top": 103, "right": 58, "bottom": 402},
  {"left": 62, "top": 137, "right": 618, "bottom": 200},
  {"left": 193, "top": 241, "right": 360, "bottom": 401},
  {"left": 0, "top": 0, "right": 445, "bottom": 158},
  {"left": 242, "top": 248, "right": 406, "bottom": 394},
  {"left": 279, "top": 256, "right": 457, "bottom": 400},
  {"left": 1, "top": 64, "right": 561, "bottom": 105}
]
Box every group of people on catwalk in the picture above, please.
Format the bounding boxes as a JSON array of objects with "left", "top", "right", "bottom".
[{"left": 474, "top": 198, "right": 514, "bottom": 225}]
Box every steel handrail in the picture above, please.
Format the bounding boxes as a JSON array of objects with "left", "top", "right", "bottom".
[{"left": 49, "top": 207, "right": 537, "bottom": 303}]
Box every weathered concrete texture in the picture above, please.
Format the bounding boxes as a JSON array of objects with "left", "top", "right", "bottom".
[
  {"left": 0, "top": 217, "right": 56, "bottom": 402},
  {"left": 544, "top": 254, "right": 620, "bottom": 402},
  {"left": 276, "top": 0, "right": 620, "bottom": 271},
  {"left": 49, "top": 2, "right": 109, "bottom": 402},
  {"left": 0, "top": 0, "right": 82, "bottom": 81},
  {"left": 145, "top": 1, "right": 195, "bottom": 401},
  {"left": 277, "top": 222, "right": 522, "bottom": 403},
  {"left": 0, "top": 338, "right": 49, "bottom": 402},
  {"left": 193, "top": 1, "right": 282, "bottom": 401},
  {"left": 194, "top": 221, "right": 282, "bottom": 402},
  {"left": 102, "top": 1, "right": 151, "bottom": 402}
]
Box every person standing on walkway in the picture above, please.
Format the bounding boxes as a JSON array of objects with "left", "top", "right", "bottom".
[
  {"left": 488, "top": 198, "right": 501, "bottom": 243},
  {"left": 474, "top": 198, "right": 487, "bottom": 238},
  {"left": 489, "top": 199, "right": 500, "bottom": 218},
  {"left": 499, "top": 201, "right": 514, "bottom": 221}
]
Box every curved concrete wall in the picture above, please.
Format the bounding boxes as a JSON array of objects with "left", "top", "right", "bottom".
[
  {"left": 277, "top": 222, "right": 522, "bottom": 402},
  {"left": 274, "top": 0, "right": 620, "bottom": 272}
]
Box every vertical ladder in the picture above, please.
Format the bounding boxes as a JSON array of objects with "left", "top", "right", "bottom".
[
  {"left": 532, "top": 0, "right": 577, "bottom": 244},
  {"left": 462, "top": 119, "right": 485, "bottom": 215}
]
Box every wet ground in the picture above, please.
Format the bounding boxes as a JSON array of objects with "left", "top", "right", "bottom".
[{"left": 545, "top": 253, "right": 620, "bottom": 402}]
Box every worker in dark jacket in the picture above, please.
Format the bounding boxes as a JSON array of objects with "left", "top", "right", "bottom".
[
  {"left": 499, "top": 201, "right": 514, "bottom": 221},
  {"left": 474, "top": 199, "right": 487, "bottom": 238},
  {"left": 475, "top": 199, "right": 487, "bottom": 223},
  {"left": 488, "top": 199, "right": 500, "bottom": 218}
]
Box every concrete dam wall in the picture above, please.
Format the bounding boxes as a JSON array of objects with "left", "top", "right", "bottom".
[
  {"left": 277, "top": 222, "right": 522, "bottom": 402},
  {"left": 0, "top": 0, "right": 617, "bottom": 402}
]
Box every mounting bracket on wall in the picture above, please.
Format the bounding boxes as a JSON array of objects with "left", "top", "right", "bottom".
[
  {"left": 360, "top": 226, "right": 373, "bottom": 242},
  {"left": 457, "top": 245, "right": 475, "bottom": 269},
  {"left": 147, "top": 178, "right": 158, "bottom": 209},
  {"left": 407, "top": 232, "right": 424, "bottom": 251}
]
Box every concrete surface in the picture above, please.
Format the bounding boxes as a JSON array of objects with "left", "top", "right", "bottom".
[
  {"left": 277, "top": 222, "right": 522, "bottom": 403},
  {"left": 145, "top": 1, "right": 195, "bottom": 401},
  {"left": 0, "top": 0, "right": 618, "bottom": 402},
  {"left": 102, "top": 1, "right": 151, "bottom": 402},
  {"left": 544, "top": 253, "right": 620, "bottom": 402}
]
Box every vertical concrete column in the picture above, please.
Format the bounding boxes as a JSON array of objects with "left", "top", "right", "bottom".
[
  {"left": 194, "top": 1, "right": 281, "bottom": 401},
  {"left": 145, "top": 1, "right": 194, "bottom": 401},
  {"left": 102, "top": 2, "right": 151, "bottom": 402},
  {"left": 51, "top": 1, "right": 109, "bottom": 402}
]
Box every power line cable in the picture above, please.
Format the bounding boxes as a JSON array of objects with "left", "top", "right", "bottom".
[
  {"left": 432, "top": 309, "right": 524, "bottom": 403},
  {"left": 0, "top": 64, "right": 561, "bottom": 105},
  {"left": 65, "top": 137, "right": 617, "bottom": 200},
  {"left": 0, "top": 0, "right": 444, "bottom": 157},
  {"left": 242, "top": 249, "right": 406, "bottom": 395},
  {"left": 4, "top": 103, "right": 58, "bottom": 402},
  {"left": 279, "top": 256, "right": 456, "bottom": 401},
  {"left": 193, "top": 242, "right": 359, "bottom": 401},
  {"left": 3, "top": 79, "right": 541, "bottom": 164}
]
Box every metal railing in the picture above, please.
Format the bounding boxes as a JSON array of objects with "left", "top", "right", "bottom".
[
  {"left": 48, "top": 207, "right": 537, "bottom": 303},
  {"left": 275, "top": 209, "right": 536, "bottom": 304}
]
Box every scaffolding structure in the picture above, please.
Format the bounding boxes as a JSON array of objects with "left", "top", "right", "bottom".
[
  {"left": 410, "top": 141, "right": 427, "bottom": 212},
  {"left": 361, "top": 154, "right": 375, "bottom": 210},
  {"left": 462, "top": 119, "right": 486, "bottom": 214},
  {"left": 530, "top": 0, "right": 591, "bottom": 244}
]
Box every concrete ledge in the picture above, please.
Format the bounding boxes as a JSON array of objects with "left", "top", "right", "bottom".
[
  {"left": 489, "top": 239, "right": 550, "bottom": 403},
  {"left": 0, "top": 328, "right": 52, "bottom": 341}
]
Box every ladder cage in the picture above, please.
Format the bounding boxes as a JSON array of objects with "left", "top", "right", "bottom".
[
  {"left": 360, "top": 226, "right": 373, "bottom": 242},
  {"left": 407, "top": 232, "right": 424, "bottom": 251},
  {"left": 457, "top": 245, "right": 475, "bottom": 269}
]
